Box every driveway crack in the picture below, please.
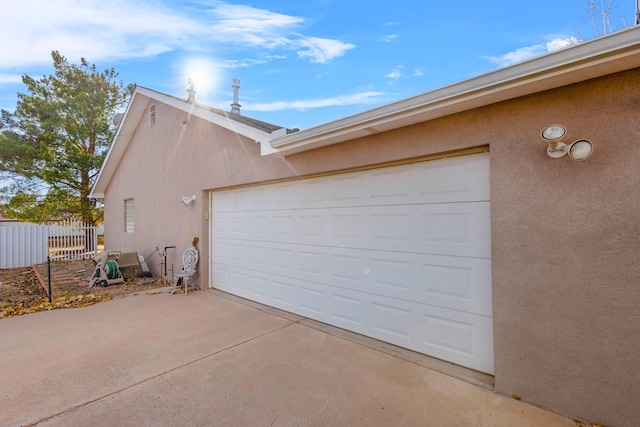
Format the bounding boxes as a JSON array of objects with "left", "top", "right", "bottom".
[{"left": 27, "top": 321, "right": 295, "bottom": 426}]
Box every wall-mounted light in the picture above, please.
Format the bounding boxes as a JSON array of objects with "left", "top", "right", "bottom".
[
  {"left": 541, "top": 124, "right": 594, "bottom": 161},
  {"left": 180, "top": 195, "right": 196, "bottom": 206}
]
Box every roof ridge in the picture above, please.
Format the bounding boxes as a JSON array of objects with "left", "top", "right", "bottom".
[{"left": 135, "top": 85, "right": 285, "bottom": 133}]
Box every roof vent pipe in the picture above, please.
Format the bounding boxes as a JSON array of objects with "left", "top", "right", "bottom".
[
  {"left": 231, "top": 78, "right": 241, "bottom": 115},
  {"left": 187, "top": 78, "right": 196, "bottom": 104}
]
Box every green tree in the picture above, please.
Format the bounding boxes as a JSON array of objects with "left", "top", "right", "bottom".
[{"left": 0, "top": 51, "right": 133, "bottom": 225}]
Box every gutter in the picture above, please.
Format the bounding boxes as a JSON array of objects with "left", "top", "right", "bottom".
[{"left": 271, "top": 26, "right": 640, "bottom": 156}]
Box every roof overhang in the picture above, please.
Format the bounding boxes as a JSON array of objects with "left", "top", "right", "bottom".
[
  {"left": 271, "top": 26, "right": 640, "bottom": 155},
  {"left": 90, "top": 87, "right": 273, "bottom": 199}
]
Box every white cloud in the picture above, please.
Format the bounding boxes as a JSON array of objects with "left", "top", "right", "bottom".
[
  {"left": 546, "top": 37, "right": 579, "bottom": 51},
  {"left": 484, "top": 45, "right": 547, "bottom": 67},
  {"left": 484, "top": 37, "right": 581, "bottom": 67},
  {"left": 296, "top": 37, "right": 356, "bottom": 63},
  {"left": 380, "top": 34, "right": 399, "bottom": 42},
  {"left": 385, "top": 67, "right": 403, "bottom": 79},
  {"left": 209, "top": 3, "right": 304, "bottom": 36},
  {"left": 217, "top": 58, "right": 272, "bottom": 69},
  {"left": 0, "top": 0, "right": 355, "bottom": 71},
  {"left": 0, "top": 1, "right": 195, "bottom": 68},
  {"left": 414, "top": 69, "right": 424, "bottom": 77},
  {"left": 0, "top": 74, "right": 22, "bottom": 84},
  {"left": 243, "top": 91, "right": 384, "bottom": 111}
]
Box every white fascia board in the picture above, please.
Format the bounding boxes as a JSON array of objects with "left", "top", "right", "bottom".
[{"left": 271, "top": 26, "right": 640, "bottom": 155}]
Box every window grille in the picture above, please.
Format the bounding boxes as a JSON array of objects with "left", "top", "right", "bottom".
[{"left": 124, "top": 199, "right": 134, "bottom": 233}]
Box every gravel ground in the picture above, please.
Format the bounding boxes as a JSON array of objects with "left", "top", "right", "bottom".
[{"left": 0, "top": 260, "right": 169, "bottom": 318}]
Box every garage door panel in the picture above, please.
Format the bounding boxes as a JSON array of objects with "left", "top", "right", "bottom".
[
  {"left": 298, "top": 286, "right": 325, "bottom": 316},
  {"left": 211, "top": 157, "right": 489, "bottom": 214},
  {"left": 213, "top": 202, "right": 489, "bottom": 258},
  {"left": 420, "top": 308, "right": 494, "bottom": 373},
  {"left": 272, "top": 278, "right": 295, "bottom": 308},
  {"left": 414, "top": 155, "right": 489, "bottom": 199},
  {"left": 213, "top": 191, "right": 234, "bottom": 211},
  {"left": 422, "top": 313, "right": 475, "bottom": 354},
  {"left": 366, "top": 156, "right": 490, "bottom": 205},
  {"left": 211, "top": 153, "right": 493, "bottom": 374},
  {"left": 230, "top": 270, "right": 247, "bottom": 292},
  {"left": 330, "top": 213, "right": 363, "bottom": 241},
  {"left": 213, "top": 241, "right": 231, "bottom": 262},
  {"left": 231, "top": 242, "right": 249, "bottom": 263},
  {"left": 368, "top": 256, "right": 412, "bottom": 294},
  {"left": 272, "top": 247, "right": 295, "bottom": 273},
  {"left": 249, "top": 274, "right": 268, "bottom": 298},
  {"left": 418, "top": 257, "right": 492, "bottom": 316},
  {"left": 213, "top": 263, "right": 493, "bottom": 373},
  {"left": 250, "top": 214, "right": 270, "bottom": 237},
  {"left": 329, "top": 253, "right": 364, "bottom": 284},
  {"left": 250, "top": 245, "right": 269, "bottom": 267},
  {"left": 296, "top": 213, "right": 325, "bottom": 238},
  {"left": 297, "top": 178, "right": 326, "bottom": 203},
  {"left": 214, "top": 213, "right": 233, "bottom": 234},
  {"left": 330, "top": 174, "right": 363, "bottom": 201},
  {"left": 329, "top": 293, "right": 364, "bottom": 327},
  {"left": 229, "top": 188, "right": 250, "bottom": 211},
  {"left": 370, "top": 167, "right": 411, "bottom": 199},
  {"left": 231, "top": 215, "right": 249, "bottom": 234},
  {"left": 370, "top": 301, "right": 413, "bottom": 341},
  {"left": 273, "top": 182, "right": 294, "bottom": 205},
  {"left": 212, "top": 239, "right": 490, "bottom": 316},
  {"left": 298, "top": 249, "right": 326, "bottom": 277},
  {"left": 213, "top": 265, "right": 230, "bottom": 287},
  {"left": 272, "top": 213, "right": 295, "bottom": 237},
  {"left": 370, "top": 211, "right": 410, "bottom": 243}
]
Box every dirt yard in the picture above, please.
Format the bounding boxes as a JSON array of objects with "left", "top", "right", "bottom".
[{"left": 0, "top": 259, "right": 170, "bottom": 319}]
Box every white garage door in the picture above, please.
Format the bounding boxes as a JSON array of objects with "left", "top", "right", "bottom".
[{"left": 210, "top": 153, "right": 493, "bottom": 374}]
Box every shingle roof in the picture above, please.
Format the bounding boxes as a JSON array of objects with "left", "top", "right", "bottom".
[
  {"left": 199, "top": 105, "right": 282, "bottom": 133},
  {"left": 140, "top": 86, "right": 284, "bottom": 133}
]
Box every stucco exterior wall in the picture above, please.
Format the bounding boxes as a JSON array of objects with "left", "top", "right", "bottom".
[
  {"left": 103, "top": 69, "right": 640, "bottom": 427},
  {"left": 486, "top": 70, "right": 640, "bottom": 427}
]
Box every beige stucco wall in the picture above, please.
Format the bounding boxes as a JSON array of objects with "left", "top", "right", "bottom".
[{"left": 104, "top": 69, "right": 640, "bottom": 427}]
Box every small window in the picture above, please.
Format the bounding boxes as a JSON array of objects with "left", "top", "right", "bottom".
[
  {"left": 124, "top": 199, "right": 134, "bottom": 233},
  {"left": 149, "top": 104, "right": 156, "bottom": 127}
]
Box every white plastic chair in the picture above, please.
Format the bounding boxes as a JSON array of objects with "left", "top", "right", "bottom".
[{"left": 170, "top": 244, "right": 198, "bottom": 295}]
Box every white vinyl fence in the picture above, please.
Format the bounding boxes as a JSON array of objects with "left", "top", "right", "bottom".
[
  {"left": 0, "top": 223, "right": 48, "bottom": 269},
  {"left": 0, "top": 219, "right": 98, "bottom": 268},
  {"left": 47, "top": 219, "right": 98, "bottom": 261}
]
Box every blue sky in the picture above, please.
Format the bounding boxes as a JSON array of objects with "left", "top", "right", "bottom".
[{"left": 0, "top": 0, "right": 636, "bottom": 131}]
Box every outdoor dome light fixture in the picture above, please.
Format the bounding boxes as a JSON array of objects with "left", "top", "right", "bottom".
[{"left": 540, "top": 124, "right": 594, "bottom": 161}]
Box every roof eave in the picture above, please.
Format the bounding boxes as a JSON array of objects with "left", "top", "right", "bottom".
[
  {"left": 90, "top": 89, "right": 147, "bottom": 199},
  {"left": 271, "top": 26, "right": 640, "bottom": 156},
  {"left": 138, "top": 87, "right": 274, "bottom": 144}
]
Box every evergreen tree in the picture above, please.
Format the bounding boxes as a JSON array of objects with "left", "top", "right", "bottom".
[{"left": 0, "top": 51, "right": 133, "bottom": 225}]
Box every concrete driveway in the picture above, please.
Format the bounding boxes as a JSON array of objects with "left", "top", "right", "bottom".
[{"left": 1, "top": 289, "right": 576, "bottom": 427}]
